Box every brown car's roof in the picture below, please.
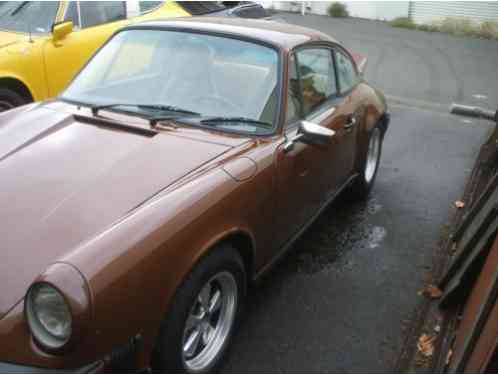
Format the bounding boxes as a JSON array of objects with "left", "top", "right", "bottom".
[{"left": 125, "top": 17, "right": 338, "bottom": 50}]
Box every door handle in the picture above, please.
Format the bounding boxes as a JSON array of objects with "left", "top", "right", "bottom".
[{"left": 344, "top": 117, "right": 357, "bottom": 130}]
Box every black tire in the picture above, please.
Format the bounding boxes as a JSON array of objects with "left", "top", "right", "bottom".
[
  {"left": 0, "top": 88, "right": 29, "bottom": 112},
  {"left": 348, "top": 125, "right": 384, "bottom": 200},
  {"left": 153, "top": 245, "right": 246, "bottom": 373}
]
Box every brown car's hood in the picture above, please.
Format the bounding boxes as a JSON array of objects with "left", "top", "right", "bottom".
[{"left": 0, "top": 106, "right": 239, "bottom": 318}]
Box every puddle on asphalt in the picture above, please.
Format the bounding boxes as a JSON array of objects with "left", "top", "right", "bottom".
[
  {"left": 282, "top": 194, "right": 387, "bottom": 275},
  {"left": 368, "top": 226, "right": 387, "bottom": 249}
]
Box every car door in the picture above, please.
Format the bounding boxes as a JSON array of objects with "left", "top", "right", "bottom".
[
  {"left": 295, "top": 45, "right": 358, "bottom": 197},
  {"left": 43, "top": 1, "right": 129, "bottom": 97},
  {"left": 273, "top": 50, "right": 341, "bottom": 247},
  {"left": 327, "top": 47, "right": 363, "bottom": 191}
]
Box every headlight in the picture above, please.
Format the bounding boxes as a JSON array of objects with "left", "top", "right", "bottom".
[{"left": 26, "top": 283, "right": 72, "bottom": 349}]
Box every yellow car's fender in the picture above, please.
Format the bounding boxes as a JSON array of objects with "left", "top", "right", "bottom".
[{"left": 0, "top": 35, "right": 49, "bottom": 102}]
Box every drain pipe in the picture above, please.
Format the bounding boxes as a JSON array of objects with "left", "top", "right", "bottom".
[{"left": 450, "top": 103, "right": 497, "bottom": 121}]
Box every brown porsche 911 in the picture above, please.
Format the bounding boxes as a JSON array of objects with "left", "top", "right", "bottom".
[{"left": 0, "top": 17, "right": 389, "bottom": 373}]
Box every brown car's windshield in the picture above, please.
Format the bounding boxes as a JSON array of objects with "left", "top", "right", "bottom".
[
  {"left": 62, "top": 29, "right": 280, "bottom": 134},
  {"left": 0, "top": 1, "right": 59, "bottom": 34}
]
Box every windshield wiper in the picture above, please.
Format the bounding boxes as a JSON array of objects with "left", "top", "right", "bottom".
[
  {"left": 91, "top": 103, "right": 200, "bottom": 117},
  {"left": 10, "top": 1, "right": 29, "bottom": 16},
  {"left": 199, "top": 116, "right": 273, "bottom": 128}
]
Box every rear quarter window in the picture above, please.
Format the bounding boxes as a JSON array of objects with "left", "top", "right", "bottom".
[{"left": 335, "top": 50, "right": 358, "bottom": 94}]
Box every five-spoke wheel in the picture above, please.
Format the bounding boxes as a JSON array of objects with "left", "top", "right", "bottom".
[
  {"left": 348, "top": 124, "right": 384, "bottom": 199},
  {"left": 182, "top": 272, "right": 237, "bottom": 372},
  {"left": 153, "top": 246, "right": 245, "bottom": 373}
]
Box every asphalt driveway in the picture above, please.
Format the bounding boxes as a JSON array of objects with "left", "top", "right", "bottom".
[{"left": 221, "top": 14, "right": 496, "bottom": 373}]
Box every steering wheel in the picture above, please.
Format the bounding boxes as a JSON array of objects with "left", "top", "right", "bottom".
[{"left": 192, "top": 95, "right": 242, "bottom": 114}]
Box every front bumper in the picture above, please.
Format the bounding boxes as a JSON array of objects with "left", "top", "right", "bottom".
[{"left": 0, "top": 360, "right": 104, "bottom": 374}]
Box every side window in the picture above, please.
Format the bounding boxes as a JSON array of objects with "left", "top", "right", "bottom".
[
  {"left": 79, "top": 2, "right": 126, "bottom": 29},
  {"left": 64, "top": 1, "right": 80, "bottom": 28},
  {"left": 286, "top": 54, "right": 301, "bottom": 126},
  {"left": 335, "top": 50, "right": 358, "bottom": 94},
  {"left": 296, "top": 48, "right": 336, "bottom": 116},
  {"left": 139, "top": 1, "right": 163, "bottom": 13}
]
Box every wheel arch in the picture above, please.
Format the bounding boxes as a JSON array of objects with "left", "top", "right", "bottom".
[
  {"left": 215, "top": 230, "right": 255, "bottom": 282},
  {"left": 193, "top": 228, "right": 256, "bottom": 286}
]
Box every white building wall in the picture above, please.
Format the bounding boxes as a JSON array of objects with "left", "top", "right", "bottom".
[
  {"left": 411, "top": 1, "right": 498, "bottom": 24},
  {"left": 264, "top": 1, "right": 498, "bottom": 23},
  {"left": 265, "top": 1, "right": 410, "bottom": 20},
  {"left": 344, "top": 1, "right": 410, "bottom": 20}
]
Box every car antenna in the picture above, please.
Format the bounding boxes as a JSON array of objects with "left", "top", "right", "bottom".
[{"left": 28, "top": 21, "right": 33, "bottom": 43}]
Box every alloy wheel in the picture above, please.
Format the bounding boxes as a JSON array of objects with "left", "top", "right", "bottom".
[
  {"left": 181, "top": 271, "right": 238, "bottom": 372},
  {"left": 365, "top": 127, "right": 381, "bottom": 184}
]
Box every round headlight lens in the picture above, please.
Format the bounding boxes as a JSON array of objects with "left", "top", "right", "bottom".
[{"left": 26, "top": 283, "right": 72, "bottom": 349}]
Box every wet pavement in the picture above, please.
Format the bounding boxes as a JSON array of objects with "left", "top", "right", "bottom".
[
  {"left": 222, "top": 105, "right": 493, "bottom": 372},
  {"left": 221, "top": 13, "right": 496, "bottom": 372}
]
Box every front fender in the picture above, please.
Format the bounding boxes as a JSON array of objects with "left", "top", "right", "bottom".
[
  {"left": 0, "top": 39, "right": 47, "bottom": 101},
  {"left": 58, "top": 165, "right": 267, "bottom": 369}
]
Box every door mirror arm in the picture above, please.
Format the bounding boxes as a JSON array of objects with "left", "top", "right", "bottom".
[{"left": 283, "top": 133, "right": 303, "bottom": 153}]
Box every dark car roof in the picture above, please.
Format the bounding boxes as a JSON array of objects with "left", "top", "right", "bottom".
[{"left": 125, "top": 17, "right": 338, "bottom": 50}]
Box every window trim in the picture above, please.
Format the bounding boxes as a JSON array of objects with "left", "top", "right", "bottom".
[
  {"left": 284, "top": 52, "right": 303, "bottom": 129},
  {"left": 76, "top": 1, "right": 82, "bottom": 28},
  {"left": 332, "top": 46, "right": 360, "bottom": 97},
  {"left": 63, "top": 1, "right": 81, "bottom": 29},
  {"left": 285, "top": 43, "right": 340, "bottom": 130}
]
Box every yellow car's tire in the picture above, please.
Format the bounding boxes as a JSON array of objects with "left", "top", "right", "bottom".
[{"left": 0, "top": 88, "right": 29, "bottom": 112}]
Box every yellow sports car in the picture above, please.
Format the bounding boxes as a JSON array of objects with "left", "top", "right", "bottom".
[{"left": 0, "top": 1, "right": 269, "bottom": 112}]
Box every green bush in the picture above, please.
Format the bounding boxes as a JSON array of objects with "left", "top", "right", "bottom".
[
  {"left": 327, "top": 2, "right": 349, "bottom": 18},
  {"left": 479, "top": 21, "right": 498, "bottom": 39},
  {"left": 390, "top": 17, "right": 417, "bottom": 29},
  {"left": 438, "top": 18, "right": 477, "bottom": 36},
  {"left": 417, "top": 24, "right": 439, "bottom": 32},
  {"left": 389, "top": 16, "right": 498, "bottom": 40}
]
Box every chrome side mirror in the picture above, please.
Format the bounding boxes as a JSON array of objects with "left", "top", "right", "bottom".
[
  {"left": 299, "top": 121, "right": 335, "bottom": 146},
  {"left": 284, "top": 121, "right": 335, "bottom": 152}
]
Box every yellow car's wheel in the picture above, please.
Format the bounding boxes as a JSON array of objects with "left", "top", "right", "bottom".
[{"left": 0, "top": 88, "right": 29, "bottom": 112}]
